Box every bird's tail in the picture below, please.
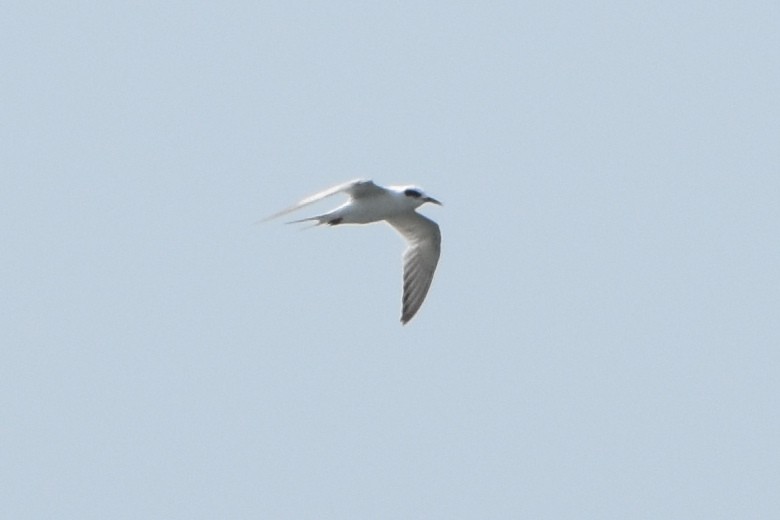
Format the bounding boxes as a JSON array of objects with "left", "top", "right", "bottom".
[{"left": 285, "top": 214, "right": 327, "bottom": 230}]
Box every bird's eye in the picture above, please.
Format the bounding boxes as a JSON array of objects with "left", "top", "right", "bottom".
[{"left": 404, "top": 189, "right": 422, "bottom": 198}]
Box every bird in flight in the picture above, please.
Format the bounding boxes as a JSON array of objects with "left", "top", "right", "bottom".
[{"left": 263, "top": 179, "right": 442, "bottom": 324}]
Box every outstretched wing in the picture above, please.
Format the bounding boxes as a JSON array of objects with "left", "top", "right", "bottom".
[
  {"left": 386, "top": 212, "right": 441, "bottom": 324},
  {"left": 261, "top": 179, "right": 382, "bottom": 222}
]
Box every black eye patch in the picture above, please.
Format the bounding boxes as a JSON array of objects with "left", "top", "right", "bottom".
[{"left": 404, "top": 188, "right": 422, "bottom": 198}]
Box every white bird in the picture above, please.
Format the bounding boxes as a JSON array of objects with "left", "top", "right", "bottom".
[{"left": 263, "top": 179, "right": 442, "bottom": 324}]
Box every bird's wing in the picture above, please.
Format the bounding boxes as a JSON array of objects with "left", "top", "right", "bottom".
[
  {"left": 385, "top": 212, "right": 441, "bottom": 324},
  {"left": 261, "top": 179, "right": 382, "bottom": 222}
]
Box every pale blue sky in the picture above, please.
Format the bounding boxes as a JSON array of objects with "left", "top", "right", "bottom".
[{"left": 2, "top": 1, "right": 779, "bottom": 518}]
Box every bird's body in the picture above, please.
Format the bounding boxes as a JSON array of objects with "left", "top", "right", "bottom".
[{"left": 263, "top": 179, "right": 442, "bottom": 324}]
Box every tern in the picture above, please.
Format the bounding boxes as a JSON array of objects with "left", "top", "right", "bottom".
[{"left": 263, "top": 179, "right": 442, "bottom": 324}]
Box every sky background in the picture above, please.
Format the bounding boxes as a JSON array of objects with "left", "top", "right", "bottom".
[{"left": 2, "top": 1, "right": 779, "bottom": 518}]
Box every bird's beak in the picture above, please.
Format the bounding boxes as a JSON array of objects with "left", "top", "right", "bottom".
[{"left": 425, "top": 197, "right": 442, "bottom": 206}]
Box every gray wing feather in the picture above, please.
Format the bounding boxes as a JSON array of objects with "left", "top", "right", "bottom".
[{"left": 386, "top": 212, "right": 441, "bottom": 324}]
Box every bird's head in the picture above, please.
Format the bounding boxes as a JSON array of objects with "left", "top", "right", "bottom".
[{"left": 400, "top": 186, "right": 442, "bottom": 208}]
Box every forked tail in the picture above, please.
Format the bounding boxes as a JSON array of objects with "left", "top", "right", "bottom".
[{"left": 286, "top": 214, "right": 343, "bottom": 227}]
